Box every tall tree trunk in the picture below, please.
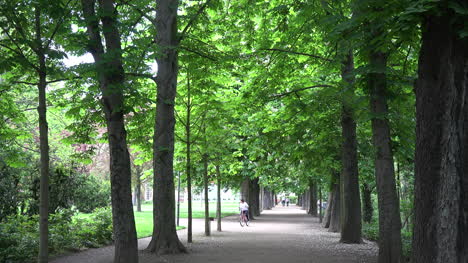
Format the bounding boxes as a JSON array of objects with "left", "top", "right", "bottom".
[
  {"left": 308, "top": 180, "right": 318, "bottom": 216},
  {"left": 36, "top": 9, "right": 49, "bottom": 260},
  {"left": 362, "top": 183, "right": 373, "bottom": 223},
  {"left": 329, "top": 172, "right": 341, "bottom": 233},
  {"left": 240, "top": 179, "right": 253, "bottom": 219},
  {"left": 147, "top": 0, "right": 186, "bottom": 254},
  {"left": 264, "top": 189, "right": 272, "bottom": 210},
  {"left": 250, "top": 178, "right": 260, "bottom": 217},
  {"left": 81, "top": 0, "right": 138, "bottom": 261},
  {"left": 319, "top": 187, "right": 323, "bottom": 223},
  {"left": 203, "top": 154, "right": 210, "bottom": 236},
  {"left": 323, "top": 191, "right": 333, "bottom": 228},
  {"left": 413, "top": 5, "right": 468, "bottom": 262},
  {"left": 369, "top": 51, "right": 402, "bottom": 262},
  {"left": 185, "top": 74, "right": 192, "bottom": 243},
  {"left": 340, "top": 51, "right": 362, "bottom": 243},
  {"left": 302, "top": 192, "right": 308, "bottom": 210},
  {"left": 216, "top": 165, "right": 221, "bottom": 232},
  {"left": 135, "top": 165, "right": 142, "bottom": 212}
]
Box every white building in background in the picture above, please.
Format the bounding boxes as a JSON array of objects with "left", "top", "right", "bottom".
[{"left": 141, "top": 183, "right": 239, "bottom": 203}]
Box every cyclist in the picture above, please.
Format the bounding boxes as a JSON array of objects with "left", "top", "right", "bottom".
[{"left": 239, "top": 199, "right": 249, "bottom": 221}]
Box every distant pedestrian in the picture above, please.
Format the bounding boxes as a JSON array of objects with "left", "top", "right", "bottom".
[
  {"left": 286, "top": 198, "right": 290, "bottom": 207},
  {"left": 281, "top": 197, "right": 286, "bottom": 206}
]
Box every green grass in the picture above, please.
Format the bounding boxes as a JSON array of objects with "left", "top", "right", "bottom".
[{"left": 77, "top": 201, "right": 239, "bottom": 238}]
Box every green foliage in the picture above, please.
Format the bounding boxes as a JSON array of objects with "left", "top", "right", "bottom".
[
  {"left": 288, "top": 195, "right": 297, "bottom": 204},
  {"left": 27, "top": 167, "right": 110, "bottom": 215},
  {"left": 73, "top": 175, "right": 111, "bottom": 213},
  {"left": 0, "top": 208, "right": 113, "bottom": 263},
  {"left": 74, "top": 208, "right": 113, "bottom": 247},
  {"left": 362, "top": 220, "right": 412, "bottom": 260}
]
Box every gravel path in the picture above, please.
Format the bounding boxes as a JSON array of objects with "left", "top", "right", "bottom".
[{"left": 52, "top": 206, "right": 378, "bottom": 263}]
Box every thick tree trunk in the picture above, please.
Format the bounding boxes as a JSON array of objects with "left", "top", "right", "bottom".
[
  {"left": 250, "top": 178, "right": 260, "bottom": 217},
  {"left": 369, "top": 51, "right": 402, "bottom": 262},
  {"left": 340, "top": 51, "right": 362, "bottom": 243},
  {"left": 362, "top": 183, "right": 373, "bottom": 223},
  {"left": 240, "top": 179, "right": 253, "bottom": 220},
  {"left": 81, "top": 0, "right": 138, "bottom": 261},
  {"left": 147, "top": 0, "right": 186, "bottom": 254},
  {"left": 323, "top": 191, "right": 333, "bottom": 228},
  {"left": 216, "top": 165, "right": 221, "bottom": 232},
  {"left": 413, "top": 6, "right": 468, "bottom": 262},
  {"left": 308, "top": 180, "right": 318, "bottom": 216},
  {"left": 329, "top": 173, "right": 341, "bottom": 233},
  {"left": 203, "top": 154, "right": 210, "bottom": 236}
]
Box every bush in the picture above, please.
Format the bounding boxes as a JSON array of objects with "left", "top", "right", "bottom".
[
  {"left": 288, "top": 196, "right": 298, "bottom": 204},
  {"left": 74, "top": 208, "right": 113, "bottom": 247},
  {"left": 0, "top": 208, "right": 113, "bottom": 263},
  {"left": 362, "top": 221, "right": 412, "bottom": 261},
  {"left": 73, "top": 175, "right": 110, "bottom": 213},
  {"left": 0, "top": 214, "right": 39, "bottom": 263}
]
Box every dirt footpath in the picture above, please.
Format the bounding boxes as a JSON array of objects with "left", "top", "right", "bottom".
[{"left": 52, "top": 206, "right": 378, "bottom": 263}]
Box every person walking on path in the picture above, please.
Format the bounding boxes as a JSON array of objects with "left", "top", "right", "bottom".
[
  {"left": 286, "top": 198, "right": 290, "bottom": 207},
  {"left": 281, "top": 197, "right": 286, "bottom": 206}
]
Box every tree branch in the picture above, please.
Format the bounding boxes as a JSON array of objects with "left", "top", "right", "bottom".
[
  {"left": 270, "top": 84, "right": 333, "bottom": 99},
  {"left": 260, "top": 48, "right": 333, "bottom": 62},
  {"left": 44, "top": 0, "right": 75, "bottom": 50},
  {"left": 180, "top": 45, "right": 216, "bottom": 61},
  {"left": 126, "top": 72, "right": 156, "bottom": 82},
  {"left": 179, "top": 0, "right": 212, "bottom": 41}
]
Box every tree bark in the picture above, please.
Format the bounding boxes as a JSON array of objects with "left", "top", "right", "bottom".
[
  {"left": 147, "top": 0, "right": 186, "bottom": 254},
  {"left": 340, "top": 51, "right": 362, "bottom": 243},
  {"left": 308, "top": 180, "right": 318, "bottom": 216},
  {"left": 185, "top": 73, "right": 193, "bottom": 243},
  {"left": 81, "top": 0, "right": 138, "bottom": 261},
  {"left": 136, "top": 166, "right": 142, "bottom": 212},
  {"left": 35, "top": 7, "right": 50, "bottom": 263},
  {"left": 216, "top": 165, "right": 221, "bottom": 232},
  {"left": 413, "top": 5, "right": 468, "bottom": 262},
  {"left": 250, "top": 178, "right": 260, "bottom": 217},
  {"left": 240, "top": 179, "right": 253, "bottom": 219},
  {"left": 319, "top": 187, "right": 323, "bottom": 223},
  {"left": 302, "top": 191, "right": 308, "bottom": 210},
  {"left": 329, "top": 173, "right": 341, "bottom": 233},
  {"left": 323, "top": 191, "right": 333, "bottom": 228},
  {"left": 203, "top": 154, "right": 210, "bottom": 236},
  {"left": 264, "top": 189, "right": 272, "bottom": 210},
  {"left": 362, "top": 183, "right": 373, "bottom": 223},
  {"left": 369, "top": 51, "right": 402, "bottom": 262}
]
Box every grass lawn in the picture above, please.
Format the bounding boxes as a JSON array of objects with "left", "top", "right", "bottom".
[{"left": 77, "top": 201, "right": 239, "bottom": 238}]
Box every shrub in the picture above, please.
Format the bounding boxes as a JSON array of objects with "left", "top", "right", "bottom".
[
  {"left": 0, "top": 208, "right": 113, "bottom": 263},
  {"left": 75, "top": 208, "right": 113, "bottom": 247},
  {"left": 72, "top": 175, "right": 110, "bottom": 213},
  {"left": 362, "top": 220, "right": 412, "bottom": 261},
  {"left": 288, "top": 196, "right": 298, "bottom": 204},
  {"left": 0, "top": 214, "right": 39, "bottom": 263}
]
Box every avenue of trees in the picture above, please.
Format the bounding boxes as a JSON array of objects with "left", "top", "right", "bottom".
[{"left": 0, "top": 0, "right": 467, "bottom": 263}]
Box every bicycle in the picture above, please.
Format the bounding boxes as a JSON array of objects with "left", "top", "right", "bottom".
[{"left": 239, "top": 210, "right": 249, "bottom": 227}]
